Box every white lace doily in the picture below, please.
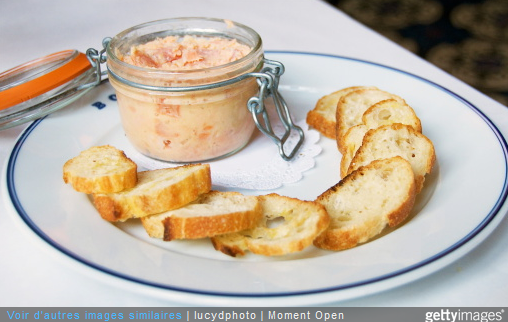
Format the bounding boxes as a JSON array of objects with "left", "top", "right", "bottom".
[{"left": 125, "top": 119, "right": 321, "bottom": 191}]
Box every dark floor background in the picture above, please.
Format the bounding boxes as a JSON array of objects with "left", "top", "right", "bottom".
[{"left": 325, "top": 0, "right": 508, "bottom": 106}]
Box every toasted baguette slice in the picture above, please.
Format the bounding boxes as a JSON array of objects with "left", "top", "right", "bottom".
[
  {"left": 347, "top": 124, "right": 435, "bottom": 193},
  {"left": 306, "top": 86, "right": 376, "bottom": 139},
  {"left": 63, "top": 145, "right": 137, "bottom": 194},
  {"left": 211, "top": 193, "right": 330, "bottom": 257},
  {"left": 336, "top": 88, "right": 405, "bottom": 153},
  {"left": 314, "top": 157, "right": 417, "bottom": 251},
  {"left": 141, "top": 191, "right": 262, "bottom": 241},
  {"left": 362, "top": 99, "right": 422, "bottom": 132},
  {"left": 93, "top": 164, "right": 211, "bottom": 222},
  {"left": 339, "top": 99, "right": 422, "bottom": 177}
]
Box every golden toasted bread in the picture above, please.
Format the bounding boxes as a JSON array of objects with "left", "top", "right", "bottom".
[
  {"left": 211, "top": 193, "right": 330, "bottom": 257},
  {"left": 336, "top": 88, "right": 405, "bottom": 153},
  {"left": 306, "top": 86, "right": 376, "bottom": 139},
  {"left": 347, "top": 124, "right": 435, "bottom": 193},
  {"left": 339, "top": 99, "right": 422, "bottom": 177},
  {"left": 141, "top": 191, "right": 262, "bottom": 240},
  {"left": 92, "top": 164, "right": 211, "bottom": 222},
  {"left": 63, "top": 145, "right": 137, "bottom": 194},
  {"left": 314, "top": 157, "right": 417, "bottom": 251}
]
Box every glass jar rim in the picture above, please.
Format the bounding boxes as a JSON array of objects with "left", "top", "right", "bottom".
[{"left": 106, "top": 17, "right": 263, "bottom": 76}]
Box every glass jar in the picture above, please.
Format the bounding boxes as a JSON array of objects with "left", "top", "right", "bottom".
[{"left": 106, "top": 18, "right": 264, "bottom": 162}]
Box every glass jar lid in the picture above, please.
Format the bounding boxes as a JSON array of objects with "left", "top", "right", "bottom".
[{"left": 0, "top": 49, "right": 95, "bottom": 130}]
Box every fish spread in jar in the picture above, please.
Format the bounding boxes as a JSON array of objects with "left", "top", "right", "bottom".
[
  {"left": 120, "top": 35, "right": 252, "bottom": 70},
  {"left": 111, "top": 34, "right": 258, "bottom": 162}
]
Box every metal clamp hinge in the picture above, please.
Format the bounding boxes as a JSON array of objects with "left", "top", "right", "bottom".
[
  {"left": 81, "top": 37, "right": 111, "bottom": 89},
  {"left": 247, "top": 59, "right": 305, "bottom": 161}
]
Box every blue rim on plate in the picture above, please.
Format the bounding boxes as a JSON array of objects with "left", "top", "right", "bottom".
[{"left": 5, "top": 51, "right": 508, "bottom": 300}]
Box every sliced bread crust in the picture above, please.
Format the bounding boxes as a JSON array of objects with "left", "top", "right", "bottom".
[
  {"left": 140, "top": 191, "right": 262, "bottom": 240},
  {"left": 63, "top": 145, "right": 137, "bottom": 194},
  {"left": 314, "top": 156, "right": 417, "bottom": 251},
  {"left": 339, "top": 99, "right": 423, "bottom": 178},
  {"left": 336, "top": 88, "right": 405, "bottom": 153},
  {"left": 211, "top": 193, "right": 330, "bottom": 257},
  {"left": 362, "top": 99, "right": 422, "bottom": 133},
  {"left": 347, "top": 123, "right": 435, "bottom": 193},
  {"left": 306, "top": 86, "right": 375, "bottom": 139},
  {"left": 92, "top": 163, "right": 211, "bottom": 222}
]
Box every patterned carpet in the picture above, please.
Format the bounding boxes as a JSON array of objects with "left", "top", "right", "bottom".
[{"left": 325, "top": 0, "right": 508, "bottom": 106}]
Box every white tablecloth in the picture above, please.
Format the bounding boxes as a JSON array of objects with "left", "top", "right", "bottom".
[{"left": 1, "top": 0, "right": 507, "bottom": 306}]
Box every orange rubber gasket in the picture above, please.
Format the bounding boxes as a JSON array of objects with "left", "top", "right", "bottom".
[{"left": 0, "top": 51, "right": 92, "bottom": 111}]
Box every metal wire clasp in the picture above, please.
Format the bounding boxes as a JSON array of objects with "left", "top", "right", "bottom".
[
  {"left": 247, "top": 60, "right": 304, "bottom": 161},
  {"left": 81, "top": 38, "right": 111, "bottom": 89}
]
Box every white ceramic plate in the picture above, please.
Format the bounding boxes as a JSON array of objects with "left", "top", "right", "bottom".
[{"left": 4, "top": 52, "right": 508, "bottom": 306}]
